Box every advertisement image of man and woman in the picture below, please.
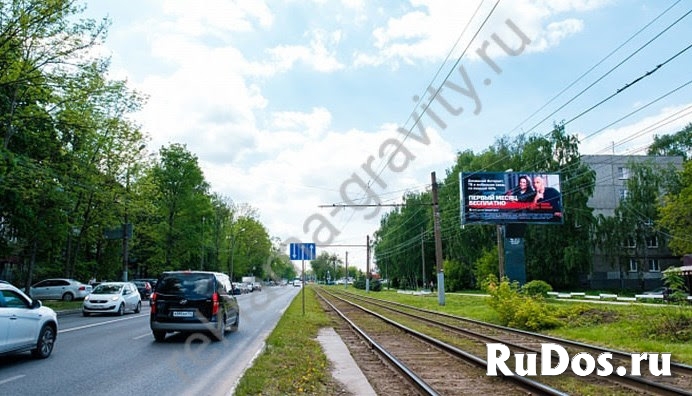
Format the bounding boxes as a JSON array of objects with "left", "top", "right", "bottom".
[{"left": 461, "top": 172, "right": 563, "bottom": 224}]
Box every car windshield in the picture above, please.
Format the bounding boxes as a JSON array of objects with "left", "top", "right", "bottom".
[
  {"left": 93, "top": 284, "right": 122, "bottom": 294},
  {"left": 157, "top": 274, "right": 214, "bottom": 297}
]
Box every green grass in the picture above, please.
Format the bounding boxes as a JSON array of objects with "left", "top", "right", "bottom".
[
  {"left": 233, "top": 287, "right": 340, "bottom": 395},
  {"left": 345, "top": 287, "right": 692, "bottom": 364},
  {"left": 42, "top": 300, "right": 83, "bottom": 311}
]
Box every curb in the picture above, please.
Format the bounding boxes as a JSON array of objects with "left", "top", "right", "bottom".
[{"left": 56, "top": 309, "right": 82, "bottom": 317}]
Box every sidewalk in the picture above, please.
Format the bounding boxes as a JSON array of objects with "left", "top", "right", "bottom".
[{"left": 317, "top": 327, "right": 377, "bottom": 396}]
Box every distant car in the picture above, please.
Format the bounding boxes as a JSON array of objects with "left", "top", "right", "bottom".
[
  {"left": 150, "top": 271, "right": 239, "bottom": 341},
  {"left": 30, "top": 278, "right": 92, "bottom": 301},
  {"left": 135, "top": 278, "right": 158, "bottom": 291},
  {"left": 293, "top": 279, "right": 302, "bottom": 287},
  {"left": 253, "top": 282, "right": 262, "bottom": 292},
  {"left": 0, "top": 282, "right": 58, "bottom": 359},
  {"left": 82, "top": 282, "right": 141, "bottom": 316},
  {"left": 231, "top": 282, "right": 243, "bottom": 295},
  {"left": 642, "top": 287, "right": 668, "bottom": 296},
  {"left": 132, "top": 280, "right": 153, "bottom": 299}
]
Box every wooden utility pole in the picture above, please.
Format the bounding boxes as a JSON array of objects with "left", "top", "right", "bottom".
[
  {"left": 345, "top": 251, "right": 348, "bottom": 289},
  {"left": 431, "top": 172, "right": 445, "bottom": 306},
  {"left": 366, "top": 235, "right": 371, "bottom": 292}
]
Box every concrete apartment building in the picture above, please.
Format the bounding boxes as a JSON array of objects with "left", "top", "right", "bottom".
[{"left": 581, "top": 155, "right": 684, "bottom": 290}]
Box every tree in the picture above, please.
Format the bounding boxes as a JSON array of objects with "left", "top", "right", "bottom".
[
  {"left": 658, "top": 160, "right": 692, "bottom": 255},
  {"left": 647, "top": 123, "right": 692, "bottom": 161},
  {"left": 150, "top": 143, "right": 210, "bottom": 270}
]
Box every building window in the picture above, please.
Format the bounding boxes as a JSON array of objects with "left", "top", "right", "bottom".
[
  {"left": 629, "top": 259, "right": 638, "bottom": 272},
  {"left": 619, "top": 188, "right": 629, "bottom": 201},
  {"left": 648, "top": 259, "right": 660, "bottom": 272},
  {"left": 618, "top": 167, "right": 630, "bottom": 180},
  {"left": 624, "top": 237, "right": 636, "bottom": 248},
  {"left": 646, "top": 235, "right": 658, "bottom": 248}
]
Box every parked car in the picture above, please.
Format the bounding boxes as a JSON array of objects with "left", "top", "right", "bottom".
[
  {"left": 30, "top": 278, "right": 92, "bottom": 301},
  {"left": 0, "top": 282, "right": 58, "bottom": 359},
  {"left": 642, "top": 286, "right": 668, "bottom": 295},
  {"left": 82, "top": 282, "right": 141, "bottom": 316},
  {"left": 132, "top": 280, "right": 153, "bottom": 299},
  {"left": 134, "top": 278, "right": 158, "bottom": 291},
  {"left": 253, "top": 282, "right": 262, "bottom": 292},
  {"left": 150, "top": 271, "right": 239, "bottom": 341}
]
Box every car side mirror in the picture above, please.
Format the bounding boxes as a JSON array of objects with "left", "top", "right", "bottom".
[{"left": 31, "top": 299, "right": 42, "bottom": 309}]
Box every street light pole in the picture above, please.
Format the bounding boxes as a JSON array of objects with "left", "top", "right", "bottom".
[{"left": 228, "top": 226, "right": 245, "bottom": 281}]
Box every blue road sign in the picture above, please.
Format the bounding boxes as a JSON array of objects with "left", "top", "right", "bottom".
[{"left": 290, "top": 243, "right": 316, "bottom": 260}]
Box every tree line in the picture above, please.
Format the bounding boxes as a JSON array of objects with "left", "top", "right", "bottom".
[
  {"left": 0, "top": 1, "right": 297, "bottom": 290},
  {"left": 373, "top": 123, "right": 692, "bottom": 291}
]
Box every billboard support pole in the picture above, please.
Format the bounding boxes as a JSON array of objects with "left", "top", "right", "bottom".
[
  {"left": 431, "top": 172, "right": 445, "bottom": 306},
  {"left": 497, "top": 224, "right": 505, "bottom": 279}
]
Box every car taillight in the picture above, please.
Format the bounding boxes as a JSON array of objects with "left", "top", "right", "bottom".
[
  {"left": 79, "top": 286, "right": 86, "bottom": 291},
  {"left": 212, "top": 292, "right": 219, "bottom": 315},
  {"left": 150, "top": 293, "right": 157, "bottom": 314}
]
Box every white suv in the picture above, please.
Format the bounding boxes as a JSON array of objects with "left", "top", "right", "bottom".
[{"left": 0, "top": 282, "right": 58, "bottom": 358}]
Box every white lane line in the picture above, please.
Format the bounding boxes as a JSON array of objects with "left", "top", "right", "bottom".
[
  {"left": 59, "top": 313, "right": 149, "bottom": 333},
  {"left": 0, "top": 375, "right": 25, "bottom": 385},
  {"left": 133, "top": 333, "right": 152, "bottom": 340}
]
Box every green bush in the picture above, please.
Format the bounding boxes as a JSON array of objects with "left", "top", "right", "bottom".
[
  {"left": 650, "top": 307, "right": 692, "bottom": 342},
  {"left": 482, "top": 275, "right": 562, "bottom": 331},
  {"left": 521, "top": 280, "right": 553, "bottom": 297},
  {"left": 352, "top": 277, "right": 381, "bottom": 291}
]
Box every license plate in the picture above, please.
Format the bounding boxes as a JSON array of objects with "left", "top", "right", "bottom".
[{"left": 172, "top": 311, "right": 193, "bottom": 318}]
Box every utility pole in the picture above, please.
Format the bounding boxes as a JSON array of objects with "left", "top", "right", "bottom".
[
  {"left": 200, "top": 216, "right": 205, "bottom": 270},
  {"left": 366, "top": 235, "right": 371, "bottom": 293},
  {"left": 122, "top": 167, "right": 130, "bottom": 282},
  {"left": 345, "top": 251, "right": 348, "bottom": 289},
  {"left": 431, "top": 172, "right": 445, "bottom": 306},
  {"left": 497, "top": 225, "right": 505, "bottom": 278},
  {"left": 421, "top": 229, "right": 426, "bottom": 290}
]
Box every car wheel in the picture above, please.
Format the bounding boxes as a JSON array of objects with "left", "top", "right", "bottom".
[
  {"left": 153, "top": 330, "right": 166, "bottom": 342},
  {"left": 231, "top": 313, "right": 239, "bottom": 332},
  {"left": 117, "top": 303, "right": 125, "bottom": 316},
  {"left": 31, "top": 324, "right": 56, "bottom": 359},
  {"left": 134, "top": 301, "right": 141, "bottom": 313},
  {"left": 62, "top": 292, "right": 74, "bottom": 302},
  {"left": 213, "top": 314, "right": 226, "bottom": 341}
]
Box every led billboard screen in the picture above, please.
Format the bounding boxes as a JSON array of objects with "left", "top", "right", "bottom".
[{"left": 460, "top": 172, "right": 563, "bottom": 225}]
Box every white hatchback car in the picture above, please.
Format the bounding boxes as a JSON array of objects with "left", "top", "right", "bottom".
[
  {"left": 0, "top": 282, "right": 58, "bottom": 359},
  {"left": 82, "top": 282, "right": 141, "bottom": 316}
]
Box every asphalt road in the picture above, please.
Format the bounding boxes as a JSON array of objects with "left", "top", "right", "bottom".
[{"left": 0, "top": 285, "right": 301, "bottom": 396}]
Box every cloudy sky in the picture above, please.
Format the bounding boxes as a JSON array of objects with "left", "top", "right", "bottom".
[{"left": 82, "top": 0, "right": 692, "bottom": 271}]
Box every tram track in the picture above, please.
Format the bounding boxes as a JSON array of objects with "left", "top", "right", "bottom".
[{"left": 317, "top": 288, "right": 692, "bottom": 395}]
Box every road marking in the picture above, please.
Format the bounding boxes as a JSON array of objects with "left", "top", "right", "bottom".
[
  {"left": 133, "top": 333, "right": 151, "bottom": 340},
  {"left": 0, "top": 375, "right": 25, "bottom": 385},
  {"left": 59, "top": 313, "right": 149, "bottom": 333}
]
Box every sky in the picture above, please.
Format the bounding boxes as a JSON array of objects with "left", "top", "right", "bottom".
[{"left": 81, "top": 0, "right": 692, "bottom": 272}]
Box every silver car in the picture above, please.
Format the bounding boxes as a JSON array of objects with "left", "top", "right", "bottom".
[
  {"left": 0, "top": 282, "right": 58, "bottom": 358},
  {"left": 83, "top": 282, "right": 141, "bottom": 316},
  {"left": 30, "top": 278, "right": 92, "bottom": 301}
]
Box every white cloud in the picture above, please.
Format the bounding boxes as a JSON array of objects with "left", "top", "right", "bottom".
[
  {"left": 266, "top": 29, "right": 345, "bottom": 73},
  {"left": 353, "top": 0, "right": 608, "bottom": 66},
  {"left": 84, "top": 0, "right": 689, "bottom": 270},
  {"left": 578, "top": 103, "right": 692, "bottom": 155}
]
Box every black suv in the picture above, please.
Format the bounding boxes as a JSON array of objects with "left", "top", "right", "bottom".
[{"left": 150, "top": 271, "right": 239, "bottom": 341}]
